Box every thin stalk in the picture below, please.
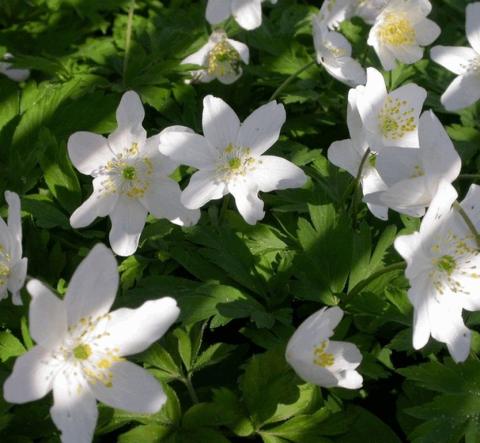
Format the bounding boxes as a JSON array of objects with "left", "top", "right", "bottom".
[
  {"left": 268, "top": 60, "right": 316, "bottom": 102},
  {"left": 184, "top": 374, "right": 199, "bottom": 404},
  {"left": 453, "top": 201, "right": 480, "bottom": 249},
  {"left": 218, "top": 194, "right": 231, "bottom": 224},
  {"left": 458, "top": 174, "right": 480, "bottom": 181},
  {"left": 123, "top": 0, "right": 136, "bottom": 86},
  {"left": 347, "top": 262, "right": 406, "bottom": 298},
  {"left": 348, "top": 148, "right": 371, "bottom": 219}
]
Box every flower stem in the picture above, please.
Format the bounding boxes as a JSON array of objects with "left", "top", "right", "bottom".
[
  {"left": 184, "top": 374, "right": 199, "bottom": 404},
  {"left": 123, "top": 0, "right": 136, "bottom": 87},
  {"left": 268, "top": 59, "right": 316, "bottom": 102},
  {"left": 347, "top": 262, "right": 406, "bottom": 298},
  {"left": 218, "top": 194, "right": 231, "bottom": 225},
  {"left": 349, "top": 148, "right": 371, "bottom": 220},
  {"left": 453, "top": 201, "right": 480, "bottom": 249},
  {"left": 458, "top": 174, "right": 480, "bottom": 181}
]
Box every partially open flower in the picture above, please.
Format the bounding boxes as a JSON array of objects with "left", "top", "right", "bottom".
[
  {"left": 182, "top": 30, "right": 249, "bottom": 85},
  {"left": 0, "top": 53, "right": 30, "bottom": 82},
  {"left": 286, "top": 307, "right": 363, "bottom": 389}
]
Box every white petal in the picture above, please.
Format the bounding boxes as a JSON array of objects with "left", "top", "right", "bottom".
[
  {"left": 8, "top": 257, "right": 28, "bottom": 305},
  {"left": 65, "top": 243, "right": 118, "bottom": 326},
  {"left": 217, "top": 71, "right": 243, "bottom": 85},
  {"left": 27, "top": 280, "right": 67, "bottom": 349},
  {"left": 116, "top": 91, "right": 145, "bottom": 132},
  {"left": 346, "top": 89, "right": 366, "bottom": 145},
  {"left": 327, "top": 340, "right": 362, "bottom": 372},
  {"left": 5, "top": 191, "right": 21, "bottom": 249},
  {"left": 50, "top": 373, "right": 98, "bottom": 443},
  {"left": 227, "top": 39, "right": 250, "bottom": 64},
  {"left": 441, "top": 74, "right": 480, "bottom": 111},
  {"left": 466, "top": 2, "right": 480, "bottom": 54},
  {"left": 202, "top": 95, "right": 240, "bottom": 151},
  {"left": 378, "top": 176, "right": 430, "bottom": 215},
  {"left": 408, "top": 277, "right": 432, "bottom": 350},
  {"left": 236, "top": 101, "right": 286, "bottom": 156},
  {"left": 3, "top": 346, "right": 56, "bottom": 403},
  {"left": 228, "top": 180, "right": 265, "bottom": 224},
  {"left": 388, "top": 44, "right": 424, "bottom": 66},
  {"left": 98, "top": 297, "right": 179, "bottom": 356},
  {"left": 159, "top": 130, "right": 217, "bottom": 169},
  {"left": 249, "top": 155, "right": 307, "bottom": 193},
  {"left": 419, "top": 110, "right": 461, "bottom": 181},
  {"left": 70, "top": 177, "right": 119, "bottom": 229},
  {"left": 328, "top": 139, "right": 363, "bottom": 178},
  {"left": 3, "top": 67, "right": 30, "bottom": 82},
  {"left": 181, "top": 170, "right": 226, "bottom": 209},
  {"left": 67, "top": 132, "right": 113, "bottom": 176},
  {"left": 140, "top": 178, "right": 200, "bottom": 226},
  {"left": 206, "top": 0, "right": 232, "bottom": 24},
  {"left": 414, "top": 19, "right": 440, "bottom": 46},
  {"left": 109, "top": 198, "right": 148, "bottom": 256},
  {"left": 430, "top": 46, "right": 476, "bottom": 75},
  {"left": 232, "top": 0, "right": 262, "bottom": 30},
  {"left": 90, "top": 361, "right": 166, "bottom": 414},
  {"left": 394, "top": 232, "right": 421, "bottom": 265},
  {"left": 286, "top": 353, "right": 338, "bottom": 387},
  {"left": 376, "top": 147, "right": 420, "bottom": 186},
  {"left": 181, "top": 42, "right": 212, "bottom": 66},
  {"left": 336, "top": 370, "right": 363, "bottom": 389}
]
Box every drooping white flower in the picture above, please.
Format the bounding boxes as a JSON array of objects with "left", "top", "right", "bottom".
[
  {"left": 159, "top": 95, "right": 307, "bottom": 225},
  {"left": 363, "top": 110, "right": 461, "bottom": 218},
  {"left": 286, "top": 306, "right": 363, "bottom": 389},
  {"left": 0, "top": 191, "right": 27, "bottom": 305},
  {"left": 68, "top": 91, "right": 200, "bottom": 257},
  {"left": 181, "top": 30, "right": 249, "bottom": 85},
  {"left": 328, "top": 89, "right": 388, "bottom": 219},
  {"left": 313, "top": 15, "right": 366, "bottom": 87},
  {"left": 206, "top": 0, "right": 277, "bottom": 31},
  {"left": 0, "top": 53, "right": 30, "bottom": 82},
  {"left": 394, "top": 181, "right": 480, "bottom": 362},
  {"left": 368, "top": 0, "right": 440, "bottom": 70},
  {"left": 3, "top": 244, "right": 180, "bottom": 443},
  {"left": 355, "top": 67, "right": 426, "bottom": 151},
  {"left": 431, "top": 3, "right": 480, "bottom": 111}
]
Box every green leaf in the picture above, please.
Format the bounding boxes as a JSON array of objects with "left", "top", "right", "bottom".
[{"left": 0, "top": 332, "right": 25, "bottom": 362}]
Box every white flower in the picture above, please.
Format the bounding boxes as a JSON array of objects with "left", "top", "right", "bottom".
[
  {"left": 328, "top": 89, "right": 388, "bottom": 219},
  {"left": 0, "top": 53, "right": 30, "bottom": 82},
  {"left": 355, "top": 67, "right": 426, "bottom": 151},
  {"left": 313, "top": 15, "right": 366, "bottom": 87},
  {"left": 363, "top": 110, "right": 461, "bottom": 218},
  {"left": 286, "top": 307, "right": 363, "bottom": 389},
  {"left": 368, "top": 0, "right": 440, "bottom": 71},
  {"left": 394, "top": 181, "right": 480, "bottom": 362},
  {"left": 0, "top": 191, "right": 27, "bottom": 305},
  {"left": 181, "top": 30, "right": 249, "bottom": 85},
  {"left": 68, "top": 91, "right": 200, "bottom": 257},
  {"left": 206, "top": 0, "right": 277, "bottom": 31},
  {"left": 3, "top": 244, "right": 180, "bottom": 443},
  {"left": 159, "top": 95, "right": 307, "bottom": 225},
  {"left": 431, "top": 3, "right": 480, "bottom": 111}
]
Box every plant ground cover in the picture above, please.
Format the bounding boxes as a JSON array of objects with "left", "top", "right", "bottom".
[{"left": 1, "top": 0, "right": 480, "bottom": 442}]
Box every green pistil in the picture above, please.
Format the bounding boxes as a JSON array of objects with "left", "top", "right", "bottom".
[
  {"left": 382, "top": 117, "right": 399, "bottom": 134},
  {"left": 228, "top": 157, "right": 241, "bottom": 170},
  {"left": 122, "top": 166, "right": 136, "bottom": 180},
  {"left": 368, "top": 153, "right": 377, "bottom": 168},
  {"left": 436, "top": 255, "right": 456, "bottom": 275},
  {"left": 73, "top": 344, "right": 92, "bottom": 360}
]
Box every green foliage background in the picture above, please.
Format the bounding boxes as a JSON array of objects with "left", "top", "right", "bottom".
[{"left": 0, "top": 0, "right": 479, "bottom": 442}]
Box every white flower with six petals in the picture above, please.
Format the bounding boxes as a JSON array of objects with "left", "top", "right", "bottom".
[
  {"left": 368, "top": 0, "right": 440, "bottom": 70},
  {"left": 394, "top": 181, "right": 480, "bottom": 362},
  {"left": 3, "top": 244, "right": 180, "bottom": 443},
  {"left": 68, "top": 91, "right": 200, "bottom": 257},
  {"left": 159, "top": 95, "right": 307, "bottom": 225},
  {"left": 286, "top": 306, "right": 363, "bottom": 389}
]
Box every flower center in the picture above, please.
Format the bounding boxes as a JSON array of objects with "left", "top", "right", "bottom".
[
  {"left": 410, "top": 164, "right": 424, "bottom": 178},
  {"left": 122, "top": 166, "right": 136, "bottom": 180},
  {"left": 0, "top": 245, "right": 11, "bottom": 287},
  {"left": 313, "top": 341, "right": 335, "bottom": 367},
  {"left": 378, "top": 96, "right": 416, "bottom": 140},
  {"left": 430, "top": 230, "right": 480, "bottom": 296},
  {"left": 377, "top": 13, "right": 416, "bottom": 46},
  {"left": 217, "top": 143, "right": 257, "bottom": 182},
  {"left": 73, "top": 343, "right": 92, "bottom": 360},
  {"left": 462, "top": 57, "right": 480, "bottom": 76},
  {"left": 98, "top": 142, "right": 154, "bottom": 199},
  {"left": 207, "top": 40, "right": 241, "bottom": 77},
  {"left": 368, "top": 152, "right": 377, "bottom": 168}
]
